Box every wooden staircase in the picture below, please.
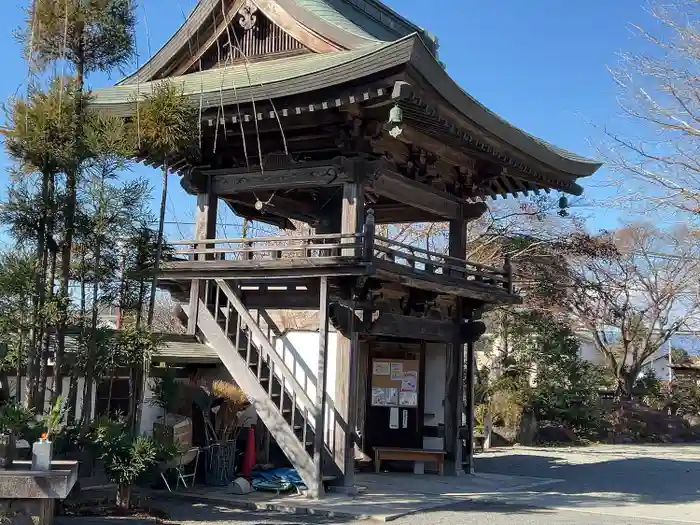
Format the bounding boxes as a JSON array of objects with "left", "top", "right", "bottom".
[{"left": 190, "top": 278, "right": 333, "bottom": 497}]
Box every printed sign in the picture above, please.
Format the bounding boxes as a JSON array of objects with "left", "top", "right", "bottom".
[
  {"left": 390, "top": 362, "right": 403, "bottom": 380},
  {"left": 371, "top": 387, "right": 386, "bottom": 406},
  {"left": 385, "top": 387, "right": 398, "bottom": 406},
  {"left": 373, "top": 361, "right": 390, "bottom": 376},
  {"left": 399, "top": 391, "right": 418, "bottom": 407},
  {"left": 389, "top": 407, "right": 399, "bottom": 429},
  {"left": 401, "top": 371, "right": 418, "bottom": 392}
]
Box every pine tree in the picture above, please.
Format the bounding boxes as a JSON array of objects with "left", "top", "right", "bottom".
[{"left": 20, "top": 0, "right": 137, "bottom": 403}]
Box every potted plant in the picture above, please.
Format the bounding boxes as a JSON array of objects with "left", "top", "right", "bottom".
[
  {"left": 0, "top": 401, "right": 34, "bottom": 468},
  {"left": 31, "top": 396, "right": 65, "bottom": 471}
]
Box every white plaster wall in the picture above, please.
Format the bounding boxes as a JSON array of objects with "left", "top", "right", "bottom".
[
  {"left": 272, "top": 330, "right": 338, "bottom": 442},
  {"left": 423, "top": 343, "right": 445, "bottom": 451},
  {"left": 139, "top": 380, "right": 160, "bottom": 437},
  {"left": 578, "top": 340, "right": 605, "bottom": 366}
]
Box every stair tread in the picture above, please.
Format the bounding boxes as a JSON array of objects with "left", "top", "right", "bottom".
[{"left": 199, "top": 286, "right": 319, "bottom": 492}]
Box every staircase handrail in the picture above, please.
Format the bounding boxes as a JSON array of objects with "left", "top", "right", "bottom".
[{"left": 214, "top": 279, "right": 318, "bottom": 418}]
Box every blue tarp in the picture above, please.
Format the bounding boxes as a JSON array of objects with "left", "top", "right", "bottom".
[{"left": 250, "top": 467, "right": 307, "bottom": 493}]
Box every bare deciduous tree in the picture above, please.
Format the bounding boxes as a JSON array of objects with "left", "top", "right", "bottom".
[
  {"left": 550, "top": 224, "right": 700, "bottom": 397},
  {"left": 605, "top": 0, "right": 700, "bottom": 214}
]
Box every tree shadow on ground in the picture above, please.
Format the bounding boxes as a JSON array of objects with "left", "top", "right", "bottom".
[
  {"left": 56, "top": 451, "right": 700, "bottom": 523},
  {"left": 471, "top": 452, "right": 700, "bottom": 507}
]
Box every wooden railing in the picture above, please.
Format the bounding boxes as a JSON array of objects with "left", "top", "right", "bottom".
[
  {"left": 370, "top": 236, "right": 513, "bottom": 294},
  {"left": 170, "top": 232, "right": 364, "bottom": 261},
  {"left": 168, "top": 215, "right": 514, "bottom": 294}
]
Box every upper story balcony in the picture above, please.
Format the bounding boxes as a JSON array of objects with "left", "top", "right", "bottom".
[{"left": 160, "top": 213, "right": 519, "bottom": 306}]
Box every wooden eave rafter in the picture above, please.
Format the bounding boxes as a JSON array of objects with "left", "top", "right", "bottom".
[
  {"left": 105, "top": 31, "right": 599, "bottom": 199},
  {"left": 392, "top": 87, "right": 587, "bottom": 197},
  {"left": 402, "top": 42, "right": 601, "bottom": 179}
]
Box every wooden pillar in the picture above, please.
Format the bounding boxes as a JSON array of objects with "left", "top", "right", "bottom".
[
  {"left": 187, "top": 189, "right": 218, "bottom": 334},
  {"left": 464, "top": 339, "right": 476, "bottom": 473},
  {"left": 333, "top": 180, "right": 364, "bottom": 487},
  {"left": 444, "top": 214, "right": 466, "bottom": 476},
  {"left": 314, "top": 276, "right": 330, "bottom": 496}
]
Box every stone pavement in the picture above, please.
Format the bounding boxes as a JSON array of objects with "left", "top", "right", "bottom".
[
  {"left": 54, "top": 444, "right": 700, "bottom": 524},
  {"left": 474, "top": 444, "right": 700, "bottom": 523},
  {"left": 142, "top": 470, "right": 562, "bottom": 521}
]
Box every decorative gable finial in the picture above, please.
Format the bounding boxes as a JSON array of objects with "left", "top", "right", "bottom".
[{"left": 239, "top": 0, "right": 258, "bottom": 31}]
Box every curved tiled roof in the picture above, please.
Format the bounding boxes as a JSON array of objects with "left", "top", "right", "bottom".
[
  {"left": 294, "top": 0, "right": 379, "bottom": 41},
  {"left": 94, "top": 41, "right": 396, "bottom": 114},
  {"left": 93, "top": 34, "right": 600, "bottom": 179}
]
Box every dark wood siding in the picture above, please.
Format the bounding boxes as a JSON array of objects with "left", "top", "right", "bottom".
[{"left": 195, "top": 13, "right": 307, "bottom": 73}]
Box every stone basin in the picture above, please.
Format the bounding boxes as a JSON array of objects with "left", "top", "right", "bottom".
[
  {"left": 0, "top": 461, "right": 79, "bottom": 499},
  {"left": 0, "top": 461, "right": 79, "bottom": 524}
]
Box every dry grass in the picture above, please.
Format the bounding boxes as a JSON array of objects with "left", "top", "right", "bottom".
[{"left": 212, "top": 380, "right": 250, "bottom": 441}]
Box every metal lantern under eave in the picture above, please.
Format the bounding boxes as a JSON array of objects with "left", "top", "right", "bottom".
[
  {"left": 389, "top": 104, "right": 403, "bottom": 124},
  {"left": 558, "top": 195, "right": 568, "bottom": 210}
]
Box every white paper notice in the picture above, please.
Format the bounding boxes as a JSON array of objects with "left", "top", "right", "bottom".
[
  {"left": 389, "top": 407, "right": 399, "bottom": 429},
  {"left": 401, "top": 371, "right": 418, "bottom": 392},
  {"left": 385, "top": 387, "right": 398, "bottom": 406},
  {"left": 402, "top": 409, "right": 408, "bottom": 428},
  {"left": 390, "top": 362, "right": 403, "bottom": 380},
  {"left": 399, "top": 391, "right": 418, "bottom": 407},
  {"left": 371, "top": 387, "right": 386, "bottom": 406},
  {"left": 373, "top": 361, "right": 390, "bottom": 376}
]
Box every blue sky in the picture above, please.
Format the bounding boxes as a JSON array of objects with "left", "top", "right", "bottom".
[{"left": 0, "top": 0, "right": 652, "bottom": 241}]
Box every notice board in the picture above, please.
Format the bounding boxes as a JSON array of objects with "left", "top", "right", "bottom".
[{"left": 370, "top": 358, "right": 419, "bottom": 408}]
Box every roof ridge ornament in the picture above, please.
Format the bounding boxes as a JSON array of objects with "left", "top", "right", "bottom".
[{"left": 239, "top": 0, "right": 259, "bottom": 31}]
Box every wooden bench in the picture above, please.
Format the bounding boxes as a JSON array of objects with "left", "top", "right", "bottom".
[{"left": 373, "top": 447, "right": 446, "bottom": 475}]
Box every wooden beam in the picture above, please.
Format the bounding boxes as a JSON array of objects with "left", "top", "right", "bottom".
[
  {"left": 207, "top": 159, "right": 354, "bottom": 194},
  {"left": 464, "top": 339, "right": 476, "bottom": 474},
  {"left": 370, "top": 201, "right": 487, "bottom": 224},
  {"left": 314, "top": 276, "right": 330, "bottom": 497},
  {"left": 444, "top": 213, "right": 466, "bottom": 476},
  {"left": 333, "top": 179, "right": 364, "bottom": 487},
  {"left": 241, "top": 291, "right": 320, "bottom": 309},
  {"left": 162, "top": 258, "right": 370, "bottom": 280},
  {"left": 370, "top": 162, "right": 463, "bottom": 220},
  {"left": 188, "top": 191, "right": 218, "bottom": 335},
  {"left": 367, "top": 313, "right": 455, "bottom": 343},
  {"left": 340, "top": 181, "right": 364, "bottom": 257},
  {"left": 226, "top": 194, "right": 319, "bottom": 224},
  {"left": 224, "top": 200, "right": 296, "bottom": 230},
  {"left": 370, "top": 204, "right": 442, "bottom": 224}
]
